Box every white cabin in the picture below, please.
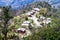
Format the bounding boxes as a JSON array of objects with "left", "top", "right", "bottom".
[
  {"left": 21, "top": 21, "right": 30, "bottom": 27},
  {"left": 17, "top": 28, "right": 26, "bottom": 32},
  {"left": 33, "top": 8, "right": 40, "bottom": 12},
  {"left": 0, "top": 9, "right": 2, "bottom": 12},
  {"left": 43, "top": 19, "right": 51, "bottom": 24},
  {"left": 40, "top": 16, "right": 45, "bottom": 20}
]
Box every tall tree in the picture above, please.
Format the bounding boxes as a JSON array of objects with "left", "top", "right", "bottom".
[
  {"left": 0, "top": 6, "right": 13, "bottom": 40},
  {"left": 40, "top": 7, "right": 48, "bottom": 17}
]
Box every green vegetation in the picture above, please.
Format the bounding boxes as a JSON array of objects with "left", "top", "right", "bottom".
[
  {"left": 20, "top": 1, "right": 51, "bottom": 14},
  {"left": 22, "top": 8, "right": 60, "bottom": 40},
  {"left": 0, "top": 1, "right": 60, "bottom": 40},
  {"left": 0, "top": 6, "right": 19, "bottom": 40}
]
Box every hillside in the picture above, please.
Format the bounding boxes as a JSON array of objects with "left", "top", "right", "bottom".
[
  {"left": 0, "top": 6, "right": 60, "bottom": 40},
  {"left": 0, "top": 0, "right": 60, "bottom": 9},
  {"left": 20, "top": 1, "right": 51, "bottom": 14},
  {"left": 0, "top": 0, "right": 60, "bottom": 40}
]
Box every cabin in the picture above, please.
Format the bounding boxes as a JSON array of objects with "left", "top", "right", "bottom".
[
  {"left": 21, "top": 21, "right": 30, "bottom": 26},
  {"left": 21, "top": 21, "right": 33, "bottom": 29},
  {"left": 40, "top": 16, "right": 45, "bottom": 21},
  {"left": 42, "top": 18, "right": 51, "bottom": 25},
  {"left": 33, "top": 8, "right": 40, "bottom": 12},
  {"left": 47, "top": 18, "right": 51, "bottom": 20},
  {"left": 0, "top": 9, "right": 2, "bottom": 16},
  {"left": 21, "top": 21, "right": 30, "bottom": 29},
  {"left": 31, "top": 10, "right": 36, "bottom": 15},
  {"left": 0, "top": 9, "right": 2, "bottom": 12},
  {"left": 17, "top": 28, "right": 26, "bottom": 34},
  {"left": 26, "top": 12, "right": 33, "bottom": 17}
]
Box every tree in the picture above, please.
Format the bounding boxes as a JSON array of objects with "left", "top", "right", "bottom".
[
  {"left": 40, "top": 7, "right": 48, "bottom": 17},
  {"left": 0, "top": 6, "right": 14, "bottom": 40},
  {"left": 23, "top": 26, "right": 60, "bottom": 40}
]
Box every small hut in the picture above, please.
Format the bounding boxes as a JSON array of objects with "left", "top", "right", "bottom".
[
  {"left": 21, "top": 21, "right": 31, "bottom": 29},
  {"left": 33, "top": 8, "right": 40, "bottom": 12},
  {"left": 17, "top": 28, "right": 26, "bottom": 34}
]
